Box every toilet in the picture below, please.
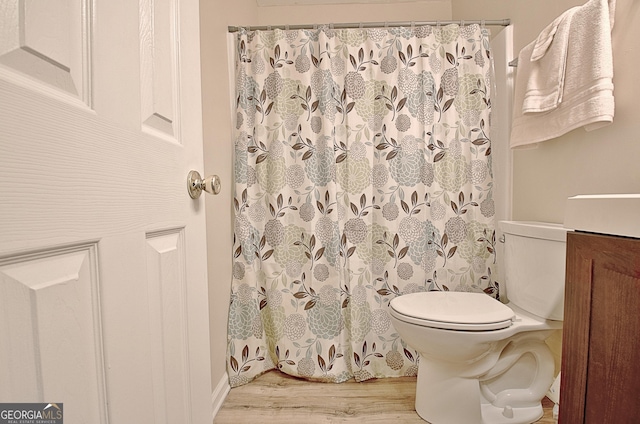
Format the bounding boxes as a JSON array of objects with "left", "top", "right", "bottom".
[{"left": 389, "top": 221, "right": 568, "bottom": 424}]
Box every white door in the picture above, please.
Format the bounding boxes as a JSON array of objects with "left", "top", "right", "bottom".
[{"left": 0, "top": 1, "right": 212, "bottom": 423}]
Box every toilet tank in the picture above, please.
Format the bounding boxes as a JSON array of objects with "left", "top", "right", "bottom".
[{"left": 500, "top": 221, "right": 569, "bottom": 321}]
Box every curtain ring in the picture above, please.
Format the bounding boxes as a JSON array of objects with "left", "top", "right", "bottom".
[
  {"left": 359, "top": 22, "right": 363, "bottom": 29},
  {"left": 411, "top": 21, "right": 415, "bottom": 29},
  {"left": 461, "top": 20, "right": 465, "bottom": 27},
  {"left": 285, "top": 24, "right": 290, "bottom": 30},
  {"left": 384, "top": 21, "right": 388, "bottom": 28},
  {"left": 481, "top": 20, "right": 486, "bottom": 28},
  {"left": 436, "top": 20, "right": 441, "bottom": 28},
  {"left": 330, "top": 23, "right": 335, "bottom": 30}
]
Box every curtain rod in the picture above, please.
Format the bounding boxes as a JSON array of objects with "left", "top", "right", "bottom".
[{"left": 228, "top": 19, "right": 511, "bottom": 33}]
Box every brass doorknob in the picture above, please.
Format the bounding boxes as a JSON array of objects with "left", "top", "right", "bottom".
[{"left": 187, "top": 170, "right": 221, "bottom": 198}]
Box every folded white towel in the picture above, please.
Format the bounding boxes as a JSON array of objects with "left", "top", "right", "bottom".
[
  {"left": 510, "top": 0, "right": 616, "bottom": 148},
  {"left": 522, "top": 7, "right": 579, "bottom": 113}
]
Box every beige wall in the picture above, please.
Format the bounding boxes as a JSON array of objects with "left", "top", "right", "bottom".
[
  {"left": 453, "top": 0, "right": 640, "bottom": 223},
  {"left": 257, "top": 1, "right": 451, "bottom": 26}
]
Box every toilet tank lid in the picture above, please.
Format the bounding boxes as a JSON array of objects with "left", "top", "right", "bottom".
[
  {"left": 499, "top": 221, "right": 569, "bottom": 242},
  {"left": 390, "top": 292, "right": 514, "bottom": 325}
]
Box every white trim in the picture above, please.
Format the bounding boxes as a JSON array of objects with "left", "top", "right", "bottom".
[
  {"left": 490, "top": 24, "right": 514, "bottom": 224},
  {"left": 489, "top": 25, "right": 514, "bottom": 301},
  {"left": 211, "top": 372, "right": 231, "bottom": 420}
]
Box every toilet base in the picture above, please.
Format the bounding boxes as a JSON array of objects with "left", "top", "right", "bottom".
[
  {"left": 480, "top": 403, "right": 543, "bottom": 424},
  {"left": 416, "top": 395, "right": 544, "bottom": 424},
  {"left": 413, "top": 333, "right": 554, "bottom": 424}
]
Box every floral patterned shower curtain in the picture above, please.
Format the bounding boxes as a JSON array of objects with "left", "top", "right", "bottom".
[{"left": 228, "top": 23, "right": 498, "bottom": 387}]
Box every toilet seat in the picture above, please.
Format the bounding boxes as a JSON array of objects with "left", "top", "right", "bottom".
[{"left": 389, "top": 292, "right": 515, "bottom": 331}]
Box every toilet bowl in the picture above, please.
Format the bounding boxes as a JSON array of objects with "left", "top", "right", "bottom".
[{"left": 389, "top": 221, "right": 568, "bottom": 424}]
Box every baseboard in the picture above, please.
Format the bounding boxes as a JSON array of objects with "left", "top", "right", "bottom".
[{"left": 211, "top": 372, "right": 230, "bottom": 420}]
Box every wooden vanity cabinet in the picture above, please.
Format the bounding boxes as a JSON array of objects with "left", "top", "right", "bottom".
[{"left": 559, "top": 231, "right": 640, "bottom": 423}]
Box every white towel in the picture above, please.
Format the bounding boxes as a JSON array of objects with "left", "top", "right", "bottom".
[
  {"left": 510, "top": 0, "right": 616, "bottom": 148},
  {"left": 522, "top": 7, "right": 579, "bottom": 113}
]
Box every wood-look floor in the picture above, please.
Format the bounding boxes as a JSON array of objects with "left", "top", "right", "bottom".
[{"left": 214, "top": 370, "right": 556, "bottom": 423}]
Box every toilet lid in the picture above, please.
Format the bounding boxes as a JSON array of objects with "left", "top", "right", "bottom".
[{"left": 390, "top": 292, "right": 515, "bottom": 331}]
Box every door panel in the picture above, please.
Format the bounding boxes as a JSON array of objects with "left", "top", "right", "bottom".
[
  {"left": 0, "top": 0, "right": 211, "bottom": 422},
  {"left": 0, "top": 243, "right": 107, "bottom": 424},
  {"left": 140, "top": 0, "right": 179, "bottom": 138},
  {"left": 0, "top": 0, "right": 91, "bottom": 103},
  {"left": 146, "top": 229, "right": 190, "bottom": 424}
]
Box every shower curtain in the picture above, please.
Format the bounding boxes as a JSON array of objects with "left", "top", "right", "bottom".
[{"left": 228, "top": 23, "right": 498, "bottom": 387}]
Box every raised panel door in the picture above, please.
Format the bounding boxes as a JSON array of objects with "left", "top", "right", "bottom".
[{"left": 0, "top": 0, "right": 211, "bottom": 423}]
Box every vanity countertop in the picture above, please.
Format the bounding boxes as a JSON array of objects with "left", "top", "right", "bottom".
[{"left": 564, "top": 194, "right": 640, "bottom": 239}]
